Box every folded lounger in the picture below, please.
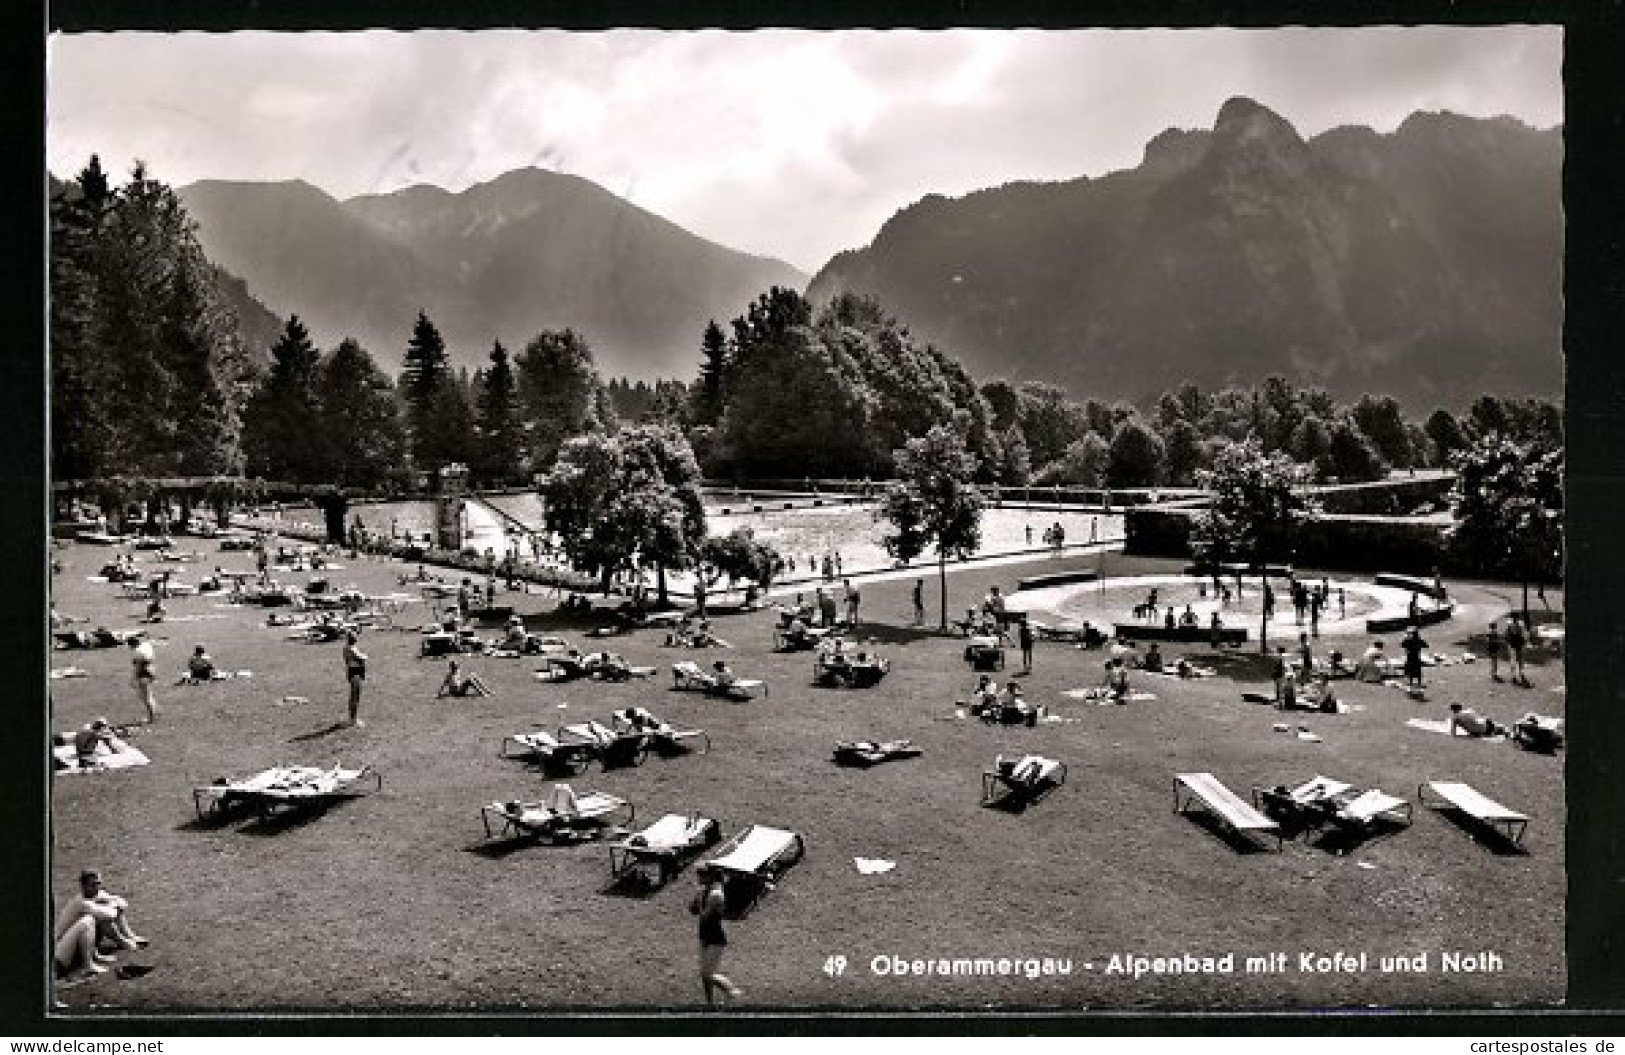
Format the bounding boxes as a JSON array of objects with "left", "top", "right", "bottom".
[
  {"left": 700, "top": 824, "right": 806, "bottom": 917},
  {"left": 1174, "top": 772, "right": 1282, "bottom": 851},
  {"left": 500, "top": 730, "right": 600, "bottom": 774},
  {"left": 560, "top": 720, "right": 650, "bottom": 769},
  {"left": 193, "top": 764, "right": 381, "bottom": 821},
  {"left": 1418, "top": 781, "right": 1529, "bottom": 847},
  {"left": 833, "top": 739, "right": 922, "bottom": 767},
  {"left": 611, "top": 709, "right": 711, "bottom": 755},
  {"left": 481, "top": 784, "right": 634, "bottom": 842},
  {"left": 608, "top": 812, "right": 722, "bottom": 888},
  {"left": 981, "top": 755, "right": 1066, "bottom": 806},
  {"left": 672, "top": 661, "right": 765, "bottom": 700}
]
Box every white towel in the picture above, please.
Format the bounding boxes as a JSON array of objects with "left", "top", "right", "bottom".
[{"left": 854, "top": 857, "right": 895, "bottom": 875}]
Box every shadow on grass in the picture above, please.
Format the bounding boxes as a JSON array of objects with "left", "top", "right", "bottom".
[
  {"left": 462, "top": 835, "right": 544, "bottom": 859},
  {"left": 850, "top": 624, "right": 966, "bottom": 647},
  {"left": 1176, "top": 809, "right": 1281, "bottom": 855},
  {"left": 980, "top": 783, "right": 1060, "bottom": 814},
  {"left": 238, "top": 800, "right": 353, "bottom": 836},
  {"left": 288, "top": 722, "right": 354, "bottom": 743},
  {"left": 1310, "top": 820, "right": 1409, "bottom": 857},
  {"left": 1426, "top": 809, "right": 1531, "bottom": 856}
]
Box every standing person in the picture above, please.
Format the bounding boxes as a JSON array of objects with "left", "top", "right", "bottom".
[
  {"left": 1297, "top": 632, "right": 1314, "bottom": 683},
  {"left": 1270, "top": 646, "right": 1288, "bottom": 704},
  {"left": 128, "top": 637, "right": 158, "bottom": 724},
  {"left": 693, "top": 577, "right": 708, "bottom": 619},
  {"left": 1025, "top": 524, "right": 1033, "bottom": 547},
  {"left": 457, "top": 579, "right": 472, "bottom": 622},
  {"left": 1400, "top": 626, "right": 1428, "bottom": 691},
  {"left": 1504, "top": 616, "right": 1528, "bottom": 686},
  {"left": 843, "top": 579, "right": 861, "bottom": 627},
  {"left": 1337, "top": 588, "right": 1346, "bottom": 619},
  {"left": 912, "top": 578, "right": 925, "bottom": 626},
  {"left": 1308, "top": 588, "right": 1322, "bottom": 638},
  {"left": 1089, "top": 517, "right": 1098, "bottom": 543},
  {"left": 1262, "top": 582, "right": 1276, "bottom": 622},
  {"left": 1018, "top": 617, "right": 1035, "bottom": 675},
  {"left": 692, "top": 865, "right": 743, "bottom": 1006},
  {"left": 342, "top": 630, "right": 368, "bottom": 727},
  {"left": 1485, "top": 621, "right": 1504, "bottom": 682}
]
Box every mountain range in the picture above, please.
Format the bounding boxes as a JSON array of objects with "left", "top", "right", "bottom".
[
  {"left": 808, "top": 97, "right": 1563, "bottom": 409},
  {"left": 177, "top": 169, "right": 806, "bottom": 378}
]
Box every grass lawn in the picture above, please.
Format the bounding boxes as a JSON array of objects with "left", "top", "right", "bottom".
[{"left": 48, "top": 541, "right": 1564, "bottom": 1012}]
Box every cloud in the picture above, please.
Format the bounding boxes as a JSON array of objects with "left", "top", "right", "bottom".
[{"left": 47, "top": 27, "right": 1561, "bottom": 273}]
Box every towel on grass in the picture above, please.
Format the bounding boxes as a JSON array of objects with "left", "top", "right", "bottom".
[{"left": 854, "top": 857, "right": 895, "bottom": 875}]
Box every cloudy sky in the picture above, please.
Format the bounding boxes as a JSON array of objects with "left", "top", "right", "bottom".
[{"left": 47, "top": 27, "right": 1562, "bottom": 273}]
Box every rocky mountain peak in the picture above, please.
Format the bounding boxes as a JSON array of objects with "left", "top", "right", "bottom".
[{"left": 1206, "top": 96, "right": 1314, "bottom": 181}]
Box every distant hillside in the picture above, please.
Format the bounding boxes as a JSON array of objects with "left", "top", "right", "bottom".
[
  {"left": 808, "top": 97, "right": 1562, "bottom": 409},
  {"left": 179, "top": 169, "right": 807, "bottom": 378}
]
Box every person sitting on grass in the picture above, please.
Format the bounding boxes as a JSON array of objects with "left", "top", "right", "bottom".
[
  {"left": 1179, "top": 604, "right": 1200, "bottom": 629},
  {"left": 71, "top": 719, "right": 120, "bottom": 769},
  {"left": 1305, "top": 672, "right": 1339, "bottom": 713},
  {"left": 1142, "top": 642, "right": 1165, "bottom": 674},
  {"left": 1354, "top": 641, "right": 1388, "bottom": 683},
  {"left": 966, "top": 673, "right": 999, "bottom": 716},
  {"left": 54, "top": 870, "right": 147, "bottom": 983},
  {"left": 582, "top": 651, "right": 633, "bottom": 681},
  {"left": 1448, "top": 702, "right": 1505, "bottom": 738},
  {"left": 437, "top": 659, "right": 491, "bottom": 699},
  {"left": 710, "top": 659, "right": 737, "bottom": 692},
  {"left": 184, "top": 645, "right": 221, "bottom": 683}
]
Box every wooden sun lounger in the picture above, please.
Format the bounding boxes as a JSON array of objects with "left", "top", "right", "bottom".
[
  {"left": 611, "top": 712, "right": 711, "bottom": 755},
  {"left": 981, "top": 756, "right": 1066, "bottom": 806},
  {"left": 672, "top": 662, "right": 766, "bottom": 700},
  {"left": 608, "top": 813, "right": 722, "bottom": 888},
  {"left": 560, "top": 720, "right": 650, "bottom": 769},
  {"left": 480, "top": 789, "right": 634, "bottom": 842},
  {"left": 193, "top": 765, "right": 381, "bottom": 821},
  {"left": 1250, "top": 775, "right": 1352, "bottom": 827},
  {"left": 1174, "top": 772, "right": 1282, "bottom": 850},
  {"left": 702, "top": 824, "right": 806, "bottom": 916},
  {"left": 833, "top": 739, "right": 922, "bottom": 767},
  {"left": 500, "top": 731, "right": 598, "bottom": 773},
  {"left": 1418, "top": 781, "right": 1529, "bottom": 846},
  {"left": 1326, "top": 789, "right": 1413, "bottom": 833}
]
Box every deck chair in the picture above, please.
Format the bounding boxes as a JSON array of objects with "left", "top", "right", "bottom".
[
  {"left": 964, "top": 636, "right": 1006, "bottom": 672},
  {"left": 480, "top": 784, "right": 634, "bottom": 842},
  {"left": 611, "top": 708, "right": 711, "bottom": 755},
  {"left": 608, "top": 813, "right": 722, "bottom": 889},
  {"left": 833, "top": 739, "right": 922, "bottom": 767},
  {"left": 1512, "top": 714, "right": 1565, "bottom": 753},
  {"left": 701, "top": 824, "right": 806, "bottom": 917},
  {"left": 981, "top": 755, "right": 1066, "bottom": 807},
  {"left": 1174, "top": 772, "right": 1282, "bottom": 850},
  {"left": 1317, "top": 788, "right": 1413, "bottom": 851},
  {"left": 536, "top": 654, "right": 589, "bottom": 682},
  {"left": 1418, "top": 781, "right": 1529, "bottom": 847},
  {"left": 1250, "top": 775, "right": 1352, "bottom": 832},
  {"left": 561, "top": 720, "right": 650, "bottom": 769},
  {"left": 193, "top": 764, "right": 381, "bottom": 820},
  {"left": 672, "top": 661, "right": 764, "bottom": 701},
  {"left": 500, "top": 730, "right": 599, "bottom": 773}
]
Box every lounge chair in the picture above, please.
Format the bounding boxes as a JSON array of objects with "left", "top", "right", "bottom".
[
  {"left": 1418, "top": 781, "right": 1529, "bottom": 847},
  {"left": 774, "top": 625, "right": 830, "bottom": 652},
  {"left": 1250, "top": 775, "right": 1353, "bottom": 832},
  {"left": 981, "top": 755, "right": 1066, "bottom": 807},
  {"left": 611, "top": 709, "right": 711, "bottom": 755},
  {"left": 813, "top": 650, "right": 891, "bottom": 688},
  {"left": 1512, "top": 713, "right": 1565, "bottom": 753},
  {"left": 193, "top": 764, "right": 381, "bottom": 821},
  {"left": 1174, "top": 772, "right": 1282, "bottom": 850},
  {"left": 480, "top": 784, "right": 634, "bottom": 843},
  {"left": 1317, "top": 788, "right": 1413, "bottom": 850},
  {"left": 499, "top": 730, "right": 600, "bottom": 774},
  {"left": 560, "top": 720, "right": 651, "bottom": 769},
  {"left": 833, "top": 739, "right": 922, "bottom": 767},
  {"left": 608, "top": 812, "right": 722, "bottom": 889},
  {"left": 701, "top": 824, "right": 807, "bottom": 917},
  {"left": 672, "top": 661, "right": 766, "bottom": 701}
]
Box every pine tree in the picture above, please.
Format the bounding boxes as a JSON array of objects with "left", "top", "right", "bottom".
[
  {"left": 473, "top": 340, "right": 523, "bottom": 485},
  {"left": 400, "top": 311, "right": 451, "bottom": 467},
  {"left": 243, "top": 315, "right": 323, "bottom": 481},
  {"left": 693, "top": 319, "right": 729, "bottom": 426},
  {"left": 515, "top": 328, "right": 600, "bottom": 470},
  {"left": 318, "top": 339, "right": 406, "bottom": 488}
]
